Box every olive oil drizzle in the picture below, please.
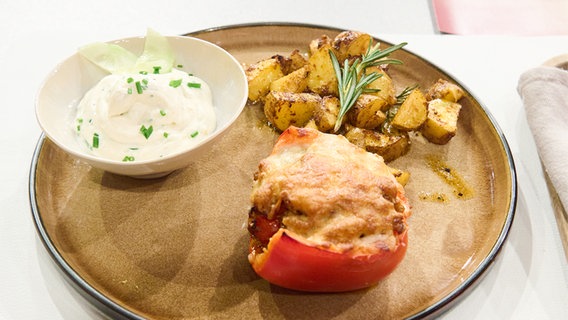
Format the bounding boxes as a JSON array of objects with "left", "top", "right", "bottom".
[{"left": 425, "top": 154, "right": 474, "bottom": 200}]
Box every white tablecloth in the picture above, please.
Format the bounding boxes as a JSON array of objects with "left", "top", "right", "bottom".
[{"left": 1, "top": 0, "right": 567, "bottom": 319}]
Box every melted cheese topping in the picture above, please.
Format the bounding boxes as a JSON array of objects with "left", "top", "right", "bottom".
[{"left": 251, "top": 127, "right": 411, "bottom": 255}]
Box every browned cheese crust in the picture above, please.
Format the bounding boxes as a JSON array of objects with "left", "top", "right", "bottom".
[{"left": 250, "top": 128, "right": 411, "bottom": 255}]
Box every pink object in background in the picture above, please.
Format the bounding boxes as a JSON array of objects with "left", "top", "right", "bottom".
[{"left": 432, "top": 0, "right": 568, "bottom": 35}]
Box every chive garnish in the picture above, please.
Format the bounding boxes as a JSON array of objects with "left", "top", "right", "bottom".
[
  {"left": 187, "top": 82, "right": 201, "bottom": 89},
  {"left": 122, "top": 155, "right": 135, "bottom": 162},
  {"left": 140, "top": 125, "right": 153, "bottom": 139},
  {"left": 93, "top": 133, "right": 99, "bottom": 148},
  {"left": 76, "top": 118, "right": 83, "bottom": 132},
  {"left": 135, "top": 81, "right": 143, "bottom": 94},
  {"left": 139, "top": 71, "right": 148, "bottom": 75},
  {"left": 142, "top": 79, "right": 148, "bottom": 86},
  {"left": 127, "top": 87, "right": 132, "bottom": 94},
  {"left": 190, "top": 131, "right": 199, "bottom": 138},
  {"left": 153, "top": 66, "right": 161, "bottom": 74},
  {"left": 160, "top": 109, "right": 167, "bottom": 116},
  {"left": 177, "top": 64, "right": 183, "bottom": 68},
  {"left": 127, "top": 77, "right": 134, "bottom": 83},
  {"left": 169, "top": 79, "right": 182, "bottom": 88},
  {"left": 163, "top": 132, "right": 169, "bottom": 138}
]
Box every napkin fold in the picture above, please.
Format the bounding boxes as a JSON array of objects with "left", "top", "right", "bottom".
[{"left": 518, "top": 66, "right": 568, "bottom": 209}]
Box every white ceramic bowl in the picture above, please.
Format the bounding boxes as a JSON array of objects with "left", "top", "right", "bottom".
[{"left": 36, "top": 35, "right": 247, "bottom": 178}]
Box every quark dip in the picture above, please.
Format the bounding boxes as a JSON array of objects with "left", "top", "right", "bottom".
[{"left": 74, "top": 68, "right": 216, "bottom": 162}]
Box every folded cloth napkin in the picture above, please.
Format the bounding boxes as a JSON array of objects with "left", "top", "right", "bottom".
[{"left": 518, "top": 66, "right": 568, "bottom": 209}]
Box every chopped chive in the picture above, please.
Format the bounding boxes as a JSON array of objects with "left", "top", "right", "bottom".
[
  {"left": 76, "top": 118, "right": 83, "bottom": 131},
  {"left": 190, "top": 131, "right": 199, "bottom": 138},
  {"left": 129, "top": 147, "right": 139, "bottom": 150},
  {"left": 127, "top": 77, "right": 134, "bottom": 83},
  {"left": 135, "top": 81, "right": 143, "bottom": 94},
  {"left": 140, "top": 125, "right": 153, "bottom": 139},
  {"left": 187, "top": 73, "right": 193, "bottom": 76},
  {"left": 187, "top": 82, "right": 201, "bottom": 89},
  {"left": 139, "top": 71, "right": 148, "bottom": 75},
  {"left": 142, "top": 78, "right": 148, "bottom": 86},
  {"left": 122, "top": 155, "right": 135, "bottom": 162},
  {"left": 92, "top": 133, "right": 99, "bottom": 148},
  {"left": 160, "top": 109, "right": 166, "bottom": 116},
  {"left": 127, "top": 87, "right": 132, "bottom": 94},
  {"left": 177, "top": 64, "right": 184, "bottom": 68},
  {"left": 153, "top": 66, "right": 161, "bottom": 74},
  {"left": 169, "top": 79, "right": 182, "bottom": 88},
  {"left": 163, "top": 132, "right": 169, "bottom": 138}
]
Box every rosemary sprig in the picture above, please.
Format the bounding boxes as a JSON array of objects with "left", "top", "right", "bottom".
[
  {"left": 395, "top": 84, "right": 418, "bottom": 105},
  {"left": 329, "top": 41, "right": 407, "bottom": 132}
]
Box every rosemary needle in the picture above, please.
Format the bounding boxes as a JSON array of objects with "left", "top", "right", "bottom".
[{"left": 329, "top": 41, "right": 407, "bottom": 132}]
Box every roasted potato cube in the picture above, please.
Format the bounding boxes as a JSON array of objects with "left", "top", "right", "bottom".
[
  {"left": 391, "top": 88, "right": 428, "bottom": 131},
  {"left": 343, "top": 125, "right": 366, "bottom": 148},
  {"left": 365, "top": 66, "right": 397, "bottom": 107},
  {"left": 426, "top": 79, "right": 465, "bottom": 102},
  {"left": 246, "top": 58, "right": 285, "bottom": 101},
  {"left": 344, "top": 127, "right": 410, "bottom": 162},
  {"left": 388, "top": 166, "right": 411, "bottom": 186},
  {"left": 286, "top": 49, "right": 308, "bottom": 74},
  {"left": 313, "top": 96, "right": 340, "bottom": 132},
  {"left": 332, "top": 30, "right": 372, "bottom": 62},
  {"left": 306, "top": 43, "right": 338, "bottom": 96},
  {"left": 309, "top": 35, "right": 332, "bottom": 56},
  {"left": 264, "top": 91, "right": 321, "bottom": 131},
  {"left": 347, "top": 94, "right": 387, "bottom": 129},
  {"left": 421, "top": 99, "right": 462, "bottom": 144},
  {"left": 271, "top": 51, "right": 308, "bottom": 75},
  {"left": 303, "top": 119, "right": 319, "bottom": 130},
  {"left": 270, "top": 66, "right": 308, "bottom": 93}
]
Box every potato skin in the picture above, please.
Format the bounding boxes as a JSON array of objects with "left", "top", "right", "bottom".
[
  {"left": 332, "top": 30, "right": 372, "bottom": 62},
  {"left": 309, "top": 35, "right": 332, "bottom": 56},
  {"left": 426, "top": 79, "right": 465, "bottom": 103},
  {"left": 347, "top": 94, "right": 387, "bottom": 130},
  {"left": 344, "top": 127, "right": 410, "bottom": 162},
  {"left": 421, "top": 98, "right": 461, "bottom": 144},
  {"left": 285, "top": 49, "right": 308, "bottom": 74},
  {"left": 264, "top": 91, "right": 322, "bottom": 131},
  {"left": 313, "top": 96, "right": 340, "bottom": 133}
]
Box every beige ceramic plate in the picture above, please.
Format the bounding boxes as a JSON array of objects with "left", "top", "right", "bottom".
[{"left": 30, "top": 23, "right": 516, "bottom": 319}]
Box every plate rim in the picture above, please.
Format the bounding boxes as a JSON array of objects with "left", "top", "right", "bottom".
[{"left": 29, "top": 22, "right": 518, "bottom": 320}]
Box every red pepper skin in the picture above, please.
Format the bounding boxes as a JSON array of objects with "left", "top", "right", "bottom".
[{"left": 250, "top": 228, "right": 408, "bottom": 292}]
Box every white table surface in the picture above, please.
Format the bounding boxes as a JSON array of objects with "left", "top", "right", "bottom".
[{"left": 2, "top": 0, "right": 568, "bottom": 319}]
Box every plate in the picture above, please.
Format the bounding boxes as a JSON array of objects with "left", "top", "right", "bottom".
[{"left": 30, "top": 23, "right": 517, "bottom": 319}]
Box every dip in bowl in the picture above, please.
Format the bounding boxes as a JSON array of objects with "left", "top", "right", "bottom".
[{"left": 36, "top": 31, "right": 248, "bottom": 178}]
